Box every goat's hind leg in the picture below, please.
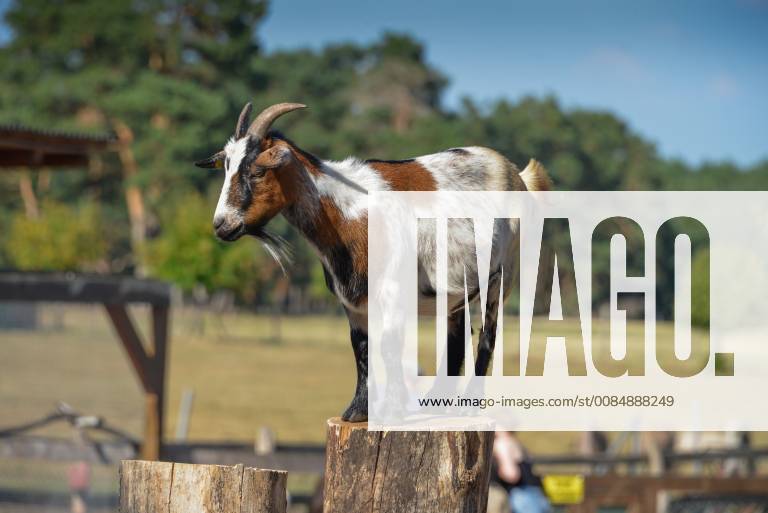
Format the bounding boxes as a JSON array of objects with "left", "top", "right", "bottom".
[
  {"left": 474, "top": 269, "right": 502, "bottom": 376},
  {"left": 447, "top": 307, "right": 466, "bottom": 376}
]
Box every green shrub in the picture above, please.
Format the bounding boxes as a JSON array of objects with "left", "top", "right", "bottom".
[
  {"left": 145, "top": 190, "right": 271, "bottom": 302},
  {"left": 6, "top": 201, "right": 107, "bottom": 271}
]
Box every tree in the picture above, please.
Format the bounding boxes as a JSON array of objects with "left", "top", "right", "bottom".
[
  {"left": 1, "top": 0, "right": 766, "bottom": 309},
  {"left": 0, "top": 0, "right": 269, "bottom": 273}
]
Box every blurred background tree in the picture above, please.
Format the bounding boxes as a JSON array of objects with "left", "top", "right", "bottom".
[
  {"left": 0, "top": 0, "right": 765, "bottom": 312},
  {"left": 6, "top": 200, "right": 107, "bottom": 271}
]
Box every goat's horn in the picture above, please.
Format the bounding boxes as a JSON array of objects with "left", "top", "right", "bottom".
[
  {"left": 235, "top": 102, "right": 253, "bottom": 139},
  {"left": 247, "top": 102, "right": 306, "bottom": 140}
]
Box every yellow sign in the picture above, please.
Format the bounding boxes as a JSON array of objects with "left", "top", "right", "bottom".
[{"left": 542, "top": 474, "right": 585, "bottom": 504}]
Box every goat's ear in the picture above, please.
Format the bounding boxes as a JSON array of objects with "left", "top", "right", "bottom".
[
  {"left": 253, "top": 145, "right": 292, "bottom": 169},
  {"left": 194, "top": 150, "right": 225, "bottom": 169}
]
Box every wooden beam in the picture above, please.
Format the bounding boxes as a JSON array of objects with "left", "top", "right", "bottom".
[
  {"left": 144, "top": 305, "right": 169, "bottom": 461},
  {"left": 0, "top": 127, "right": 114, "bottom": 154},
  {"left": 0, "top": 437, "right": 325, "bottom": 472},
  {"left": 0, "top": 436, "right": 137, "bottom": 463},
  {"left": 569, "top": 475, "right": 768, "bottom": 512},
  {"left": 151, "top": 305, "right": 169, "bottom": 388},
  {"left": 0, "top": 272, "right": 171, "bottom": 306},
  {"left": 531, "top": 446, "right": 768, "bottom": 468},
  {"left": 0, "top": 149, "right": 89, "bottom": 168},
  {"left": 104, "top": 305, "right": 152, "bottom": 392},
  {"left": 0, "top": 271, "right": 172, "bottom": 463},
  {"left": 586, "top": 475, "right": 768, "bottom": 493},
  {"left": 103, "top": 304, "right": 170, "bottom": 460},
  {"left": 6, "top": 435, "right": 768, "bottom": 482}
]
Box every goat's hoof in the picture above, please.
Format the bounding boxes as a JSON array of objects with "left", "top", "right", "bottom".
[{"left": 341, "top": 401, "right": 368, "bottom": 423}]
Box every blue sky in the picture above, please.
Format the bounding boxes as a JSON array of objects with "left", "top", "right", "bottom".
[
  {"left": 1, "top": 0, "right": 766, "bottom": 166},
  {"left": 259, "top": 0, "right": 767, "bottom": 166}
]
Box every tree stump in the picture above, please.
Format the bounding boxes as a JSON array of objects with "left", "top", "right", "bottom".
[
  {"left": 119, "top": 460, "right": 287, "bottom": 513},
  {"left": 323, "top": 417, "right": 494, "bottom": 513}
]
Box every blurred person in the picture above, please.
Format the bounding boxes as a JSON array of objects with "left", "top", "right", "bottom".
[
  {"left": 491, "top": 431, "right": 552, "bottom": 513},
  {"left": 67, "top": 461, "right": 90, "bottom": 513}
]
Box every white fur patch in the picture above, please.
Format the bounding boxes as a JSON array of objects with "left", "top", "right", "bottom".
[
  {"left": 312, "top": 157, "right": 391, "bottom": 219},
  {"left": 215, "top": 137, "right": 248, "bottom": 220},
  {"left": 417, "top": 147, "right": 508, "bottom": 191}
]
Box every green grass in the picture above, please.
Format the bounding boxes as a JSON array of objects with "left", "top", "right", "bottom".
[
  {"left": 1, "top": 304, "right": 766, "bottom": 504},
  {"left": 0, "top": 305, "right": 748, "bottom": 449},
  {"left": 0, "top": 304, "right": 622, "bottom": 450},
  {"left": 0, "top": 305, "right": 358, "bottom": 443}
]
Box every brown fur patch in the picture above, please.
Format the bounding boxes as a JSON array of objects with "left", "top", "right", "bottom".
[
  {"left": 313, "top": 197, "right": 368, "bottom": 275},
  {"left": 241, "top": 167, "right": 286, "bottom": 227},
  {"left": 368, "top": 160, "right": 437, "bottom": 191},
  {"left": 241, "top": 140, "right": 304, "bottom": 227},
  {"left": 240, "top": 136, "right": 328, "bottom": 228}
]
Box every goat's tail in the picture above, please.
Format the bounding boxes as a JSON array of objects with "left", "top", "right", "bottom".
[{"left": 520, "top": 158, "right": 552, "bottom": 192}]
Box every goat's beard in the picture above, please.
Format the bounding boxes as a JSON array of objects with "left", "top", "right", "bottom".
[{"left": 251, "top": 226, "right": 292, "bottom": 274}]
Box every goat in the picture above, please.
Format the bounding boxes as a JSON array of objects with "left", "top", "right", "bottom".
[{"left": 195, "top": 102, "right": 551, "bottom": 422}]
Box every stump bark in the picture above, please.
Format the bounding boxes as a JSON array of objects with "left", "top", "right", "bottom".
[
  {"left": 119, "top": 460, "right": 287, "bottom": 513},
  {"left": 323, "top": 417, "right": 494, "bottom": 513}
]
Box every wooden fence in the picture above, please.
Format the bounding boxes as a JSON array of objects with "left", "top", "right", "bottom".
[
  {"left": 568, "top": 475, "right": 768, "bottom": 513},
  {"left": 7, "top": 421, "right": 768, "bottom": 511}
]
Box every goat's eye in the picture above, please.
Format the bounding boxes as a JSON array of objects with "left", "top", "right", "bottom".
[
  {"left": 249, "top": 167, "right": 267, "bottom": 181},
  {"left": 225, "top": 157, "right": 230, "bottom": 170}
]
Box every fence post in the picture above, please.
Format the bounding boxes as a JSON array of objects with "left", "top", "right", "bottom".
[
  {"left": 323, "top": 417, "right": 494, "bottom": 513},
  {"left": 119, "top": 460, "right": 287, "bottom": 513}
]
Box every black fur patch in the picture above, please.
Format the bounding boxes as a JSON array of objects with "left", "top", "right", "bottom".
[
  {"left": 325, "top": 245, "right": 367, "bottom": 306},
  {"left": 350, "top": 327, "right": 367, "bottom": 345},
  {"left": 420, "top": 284, "right": 437, "bottom": 297},
  {"left": 239, "top": 137, "right": 261, "bottom": 172},
  {"left": 321, "top": 264, "right": 335, "bottom": 292},
  {"left": 447, "top": 148, "right": 469, "bottom": 155},
  {"left": 268, "top": 130, "right": 323, "bottom": 168},
  {"left": 364, "top": 158, "right": 416, "bottom": 165},
  {"left": 350, "top": 328, "right": 368, "bottom": 376},
  {"left": 447, "top": 309, "right": 466, "bottom": 376}
]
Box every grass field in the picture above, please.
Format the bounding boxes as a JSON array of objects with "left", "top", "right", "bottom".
[
  {"left": 1, "top": 304, "right": 359, "bottom": 443},
  {"left": 0, "top": 304, "right": 747, "bottom": 446},
  {"left": 1, "top": 303, "right": 764, "bottom": 509},
  {"left": 0, "top": 303, "right": 607, "bottom": 452}
]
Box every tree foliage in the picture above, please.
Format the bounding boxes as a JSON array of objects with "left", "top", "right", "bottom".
[
  {"left": 0, "top": 0, "right": 765, "bottom": 310},
  {"left": 6, "top": 200, "right": 107, "bottom": 271}
]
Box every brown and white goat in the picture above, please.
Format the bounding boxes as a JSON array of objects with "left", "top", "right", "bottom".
[{"left": 195, "top": 102, "right": 550, "bottom": 422}]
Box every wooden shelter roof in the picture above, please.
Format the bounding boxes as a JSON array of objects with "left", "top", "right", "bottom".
[{"left": 0, "top": 124, "right": 116, "bottom": 168}]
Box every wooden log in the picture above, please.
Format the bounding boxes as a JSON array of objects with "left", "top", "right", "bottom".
[
  {"left": 323, "top": 417, "right": 494, "bottom": 513},
  {"left": 119, "top": 460, "right": 287, "bottom": 513}
]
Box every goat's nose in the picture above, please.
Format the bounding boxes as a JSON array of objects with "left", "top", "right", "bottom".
[{"left": 213, "top": 216, "right": 225, "bottom": 230}]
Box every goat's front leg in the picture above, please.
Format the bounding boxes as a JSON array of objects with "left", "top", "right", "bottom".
[{"left": 341, "top": 311, "right": 368, "bottom": 422}]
